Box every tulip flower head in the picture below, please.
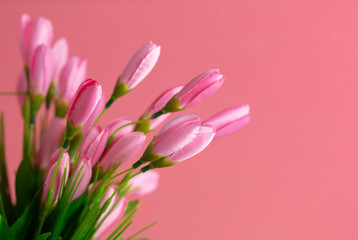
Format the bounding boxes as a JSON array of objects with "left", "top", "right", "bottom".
[
  {"left": 105, "top": 116, "right": 134, "bottom": 139},
  {"left": 52, "top": 38, "right": 69, "bottom": 82},
  {"left": 203, "top": 104, "right": 251, "bottom": 139},
  {"left": 128, "top": 170, "right": 160, "bottom": 197}
]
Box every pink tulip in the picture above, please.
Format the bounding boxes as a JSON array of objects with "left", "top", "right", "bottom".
[
  {"left": 93, "top": 186, "right": 127, "bottom": 239},
  {"left": 136, "top": 85, "right": 183, "bottom": 132},
  {"left": 78, "top": 126, "right": 108, "bottom": 165},
  {"left": 68, "top": 78, "right": 102, "bottom": 128},
  {"left": 52, "top": 38, "right": 69, "bottom": 81},
  {"left": 128, "top": 170, "right": 159, "bottom": 197},
  {"left": 30, "top": 45, "right": 54, "bottom": 96},
  {"left": 20, "top": 14, "right": 54, "bottom": 65},
  {"left": 203, "top": 104, "right": 251, "bottom": 139},
  {"left": 41, "top": 149, "right": 70, "bottom": 201},
  {"left": 100, "top": 132, "right": 146, "bottom": 171},
  {"left": 70, "top": 155, "right": 92, "bottom": 200},
  {"left": 120, "top": 41, "right": 161, "bottom": 90},
  {"left": 163, "top": 69, "right": 224, "bottom": 112},
  {"left": 80, "top": 92, "right": 105, "bottom": 133},
  {"left": 38, "top": 118, "right": 66, "bottom": 168},
  {"left": 134, "top": 114, "right": 216, "bottom": 169},
  {"left": 105, "top": 117, "right": 134, "bottom": 139},
  {"left": 58, "top": 56, "right": 87, "bottom": 105}
]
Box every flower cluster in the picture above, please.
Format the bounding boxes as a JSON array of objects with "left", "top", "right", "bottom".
[{"left": 0, "top": 14, "right": 251, "bottom": 240}]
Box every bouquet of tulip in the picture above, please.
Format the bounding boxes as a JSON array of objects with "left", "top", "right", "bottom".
[{"left": 0, "top": 14, "right": 251, "bottom": 240}]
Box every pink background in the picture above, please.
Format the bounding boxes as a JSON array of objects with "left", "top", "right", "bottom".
[{"left": 1, "top": 1, "right": 358, "bottom": 239}]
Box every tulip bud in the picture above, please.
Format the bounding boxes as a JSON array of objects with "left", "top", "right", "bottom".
[
  {"left": 93, "top": 185, "right": 127, "bottom": 239},
  {"left": 203, "top": 104, "right": 251, "bottom": 139},
  {"left": 107, "top": 42, "right": 161, "bottom": 106},
  {"left": 105, "top": 117, "right": 134, "bottom": 139},
  {"left": 78, "top": 126, "right": 108, "bottom": 165},
  {"left": 38, "top": 118, "right": 66, "bottom": 168},
  {"left": 127, "top": 170, "right": 159, "bottom": 197},
  {"left": 20, "top": 14, "right": 53, "bottom": 66},
  {"left": 29, "top": 45, "right": 54, "bottom": 119},
  {"left": 160, "top": 69, "right": 224, "bottom": 114},
  {"left": 66, "top": 78, "right": 102, "bottom": 141},
  {"left": 52, "top": 38, "right": 69, "bottom": 82},
  {"left": 135, "top": 85, "right": 183, "bottom": 133},
  {"left": 56, "top": 56, "right": 87, "bottom": 117},
  {"left": 100, "top": 132, "right": 146, "bottom": 171},
  {"left": 70, "top": 155, "right": 92, "bottom": 200},
  {"left": 41, "top": 149, "right": 70, "bottom": 202},
  {"left": 133, "top": 114, "right": 215, "bottom": 170},
  {"left": 81, "top": 93, "right": 105, "bottom": 133}
]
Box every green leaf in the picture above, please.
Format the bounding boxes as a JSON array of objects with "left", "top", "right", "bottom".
[
  {"left": 36, "top": 232, "right": 51, "bottom": 240},
  {"left": 124, "top": 200, "right": 139, "bottom": 216},
  {"left": 0, "top": 215, "right": 15, "bottom": 240},
  {"left": 10, "top": 194, "right": 40, "bottom": 240},
  {"left": 15, "top": 157, "right": 38, "bottom": 214}
]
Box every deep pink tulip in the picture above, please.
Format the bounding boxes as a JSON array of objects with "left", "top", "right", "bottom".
[
  {"left": 100, "top": 132, "right": 146, "bottom": 171},
  {"left": 136, "top": 85, "right": 183, "bottom": 132},
  {"left": 20, "top": 14, "right": 54, "bottom": 66},
  {"left": 68, "top": 78, "right": 102, "bottom": 127},
  {"left": 38, "top": 118, "right": 66, "bottom": 168},
  {"left": 52, "top": 38, "right": 68, "bottom": 81},
  {"left": 30, "top": 45, "right": 54, "bottom": 96},
  {"left": 81, "top": 92, "right": 106, "bottom": 133},
  {"left": 93, "top": 186, "right": 127, "bottom": 239},
  {"left": 120, "top": 41, "right": 161, "bottom": 90},
  {"left": 71, "top": 155, "right": 92, "bottom": 200},
  {"left": 105, "top": 117, "right": 134, "bottom": 139},
  {"left": 128, "top": 170, "right": 159, "bottom": 197},
  {"left": 203, "top": 104, "right": 251, "bottom": 139},
  {"left": 41, "top": 149, "right": 70, "bottom": 201},
  {"left": 164, "top": 69, "right": 224, "bottom": 111},
  {"left": 78, "top": 126, "right": 108, "bottom": 165}
]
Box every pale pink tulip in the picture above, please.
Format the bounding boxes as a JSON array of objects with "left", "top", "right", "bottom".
[
  {"left": 128, "top": 170, "right": 159, "bottom": 197},
  {"left": 52, "top": 38, "right": 68, "bottom": 81},
  {"left": 78, "top": 126, "right": 108, "bottom": 165},
  {"left": 136, "top": 85, "right": 183, "bottom": 132},
  {"left": 30, "top": 45, "right": 54, "bottom": 96},
  {"left": 68, "top": 78, "right": 102, "bottom": 127},
  {"left": 58, "top": 56, "right": 87, "bottom": 105},
  {"left": 41, "top": 149, "right": 70, "bottom": 201},
  {"left": 120, "top": 41, "right": 161, "bottom": 90},
  {"left": 20, "top": 14, "right": 54, "bottom": 65},
  {"left": 100, "top": 132, "right": 146, "bottom": 171},
  {"left": 105, "top": 117, "right": 134, "bottom": 138},
  {"left": 38, "top": 118, "right": 66, "bottom": 168},
  {"left": 71, "top": 155, "right": 92, "bottom": 200},
  {"left": 164, "top": 69, "right": 224, "bottom": 111},
  {"left": 203, "top": 104, "right": 251, "bottom": 139},
  {"left": 80, "top": 92, "right": 105, "bottom": 133}
]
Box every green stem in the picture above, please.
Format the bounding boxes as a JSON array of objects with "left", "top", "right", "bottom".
[
  {"left": 92, "top": 108, "right": 106, "bottom": 128},
  {"left": 126, "top": 221, "right": 159, "bottom": 240},
  {"left": 109, "top": 168, "right": 134, "bottom": 181}
]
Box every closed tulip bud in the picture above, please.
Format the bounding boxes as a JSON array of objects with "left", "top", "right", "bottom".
[
  {"left": 78, "top": 126, "right": 108, "bottom": 166},
  {"left": 128, "top": 170, "right": 159, "bottom": 197},
  {"left": 203, "top": 104, "right": 251, "bottom": 139},
  {"left": 105, "top": 117, "right": 134, "bottom": 139},
  {"left": 41, "top": 149, "right": 70, "bottom": 202},
  {"left": 66, "top": 78, "right": 102, "bottom": 141},
  {"left": 162, "top": 69, "right": 224, "bottom": 113},
  {"left": 108, "top": 42, "right": 161, "bottom": 106},
  {"left": 133, "top": 114, "right": 215, "bottom": 170},
  {"left": 100, "top": 132, "right": 146, "bottom": 171},
  {"left": 20, "top": 14, "right": 53, "bottom": 66},
  {"left": 93, "top": 185, "right": 127, "bottom": 239},
  {"left": 52, "top": 38, "right": 68, "bottom": 82},
  {"left": 38, "top": 118, "right": 66, "bottom": 168},
  {"left": 71, "top": 156, "right": 92, "bottom": 200},
  {"left": 56, "top": 56, "right": 87, "bottom": 117},
  {"left": 135, "top": 85, "right": 183, "bottom": 133}
]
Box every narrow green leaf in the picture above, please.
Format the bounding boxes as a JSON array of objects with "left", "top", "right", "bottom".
[
  {"left": 15, "top": 157, "right": 38, "bottom": 214},
  {"left": 0, "top": 215, "right": 15, "bottom": 240},
  {"left": 124, "top": 200, "right": 139, "bottom": 216},
  {"left": 0, "top": 113, "right": 9, "bottom": 196},
  {"left": 36, "top": 232, "right": 51, "bottom": 240}
]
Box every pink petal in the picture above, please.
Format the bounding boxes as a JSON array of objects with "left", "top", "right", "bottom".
[
  {"left": 128, "top": 170, "right": 160, "bottom": 197},
  {"left": 52, "top": 38, "right": 69, "bottom": 81}
]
